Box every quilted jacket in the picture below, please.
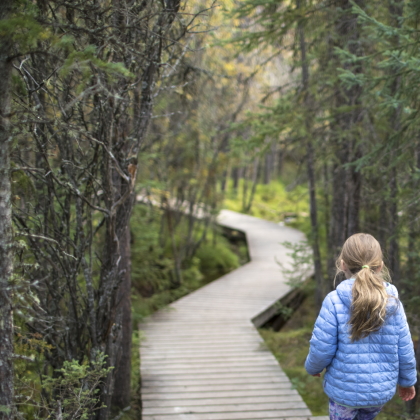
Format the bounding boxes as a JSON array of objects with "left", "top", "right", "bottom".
[{"left": 305, "top": 278, "right": 417, "bottom": 408}]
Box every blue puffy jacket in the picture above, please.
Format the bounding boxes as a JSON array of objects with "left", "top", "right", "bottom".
[{"left": 305, "top": 278, "right": 417, "bottom": 408}]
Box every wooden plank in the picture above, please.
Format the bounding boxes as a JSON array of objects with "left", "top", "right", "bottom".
[
  {"left": 140, "top": 344, "right": 265, "bottom": 352},
  {"left": 141, "top": 367, "right": 285, "bottom": 376},
  {"left": 141, "top": 370, "right": 288, "bottom": 381},
  {"left": 143, "top": 401, "right": 308, "bottom": 416},
  {"left": 142, "top": 408, "right": 312, "bottom": 420},
  {"left": 142, "top": 388, "right": 300, "bottom": 401},
  {"left": 141, "top": 340, "right": 260, "bottom": 348},
  {"left": 142, "top": 376, "right": 291, "bottom": 387},
  {"left": 141, "top": 355, "right": 279, "bottom": 369},
  {"left": 140, "top": 349, "right": 270, "bottom": 358},
  {"left": 143, "top": 394, "right": 303, "bottom": 408},
  {"left": 141, "top": 382, "right": 295, "bottom": 394}
]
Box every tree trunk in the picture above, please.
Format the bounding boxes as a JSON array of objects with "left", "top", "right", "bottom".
[
  {"left": 347, "top": 147, "right": 361, "bottom": 236},
  {"left": 0, "top": 1, "right": 14, "bottom": 418},
  {"left": 221, "top": 169, "right": 228, "bottom": 191},
  {"left": 111, "top": 226, "right": 132, "bottom": 410},
  {"left": 327, "top": 0, "right": 364, "bottom": 286},
  {"left": 387, "top": 0, "right": 403, "bottom": 286},
  {"left": 263, "top": 145, "right": 274, "bottom": 185},
  {"left": 232, "top": 167, "right": 239, "bottom": 190},
  {"left": 245, "top": 157, "right": 260, "bottom": 212},
  {"left": 406, "top": 144, "right": 420, "bottom": 282},
  {"left": 388, "top": 167, "right": 400, "bottom": 283},
  {"left": 297, "top": 0, "right": 324, "bottom": 308}
]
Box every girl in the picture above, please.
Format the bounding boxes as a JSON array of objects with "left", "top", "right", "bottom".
[{"left": 305, "top": 233, "right": 417, "bottom": 420}]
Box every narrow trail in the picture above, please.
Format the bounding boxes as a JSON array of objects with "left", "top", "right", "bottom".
[{"left": 139, "top": 209, "right": 328, "bottom": 420}]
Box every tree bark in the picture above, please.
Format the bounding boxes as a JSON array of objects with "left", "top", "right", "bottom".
[
  {"left": 0, "top": 1, "right": 14, "bottom": 418},
  {"left": 232, "top": 167, "right": 239, "bottom": 190},
  {"left": 263, "top": 144, "right": 274, "bottom": 185},
  {"left": 327, "top": 0, "right": 364, "bottom": 286},
  {"left": 387, "top": 0, "right": 403, "bottom": 286},
  {"left": 111, "top": 227, "right": 132, "bottom": 409},
  {"left": 244, "top": 157, "right": 260, "bottom": 212}
]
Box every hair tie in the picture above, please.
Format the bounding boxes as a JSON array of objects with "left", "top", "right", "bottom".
[{"left": 362, "top": 265, "right": 370, "bottom": 269}]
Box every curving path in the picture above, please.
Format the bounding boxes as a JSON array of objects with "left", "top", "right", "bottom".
[{"left": 139, "top": 210, "right": 328, "bottom": 420}]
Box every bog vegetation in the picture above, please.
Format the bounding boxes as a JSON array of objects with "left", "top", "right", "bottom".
[{"left": 1, "top": 0, "right": 420, "bottom": 419}]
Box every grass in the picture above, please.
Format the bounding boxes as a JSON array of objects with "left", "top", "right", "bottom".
[{"left": 259, "top": 282, "right": 419, "bottom": 419}]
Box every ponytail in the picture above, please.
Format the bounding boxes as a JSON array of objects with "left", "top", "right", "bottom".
[
  {"left": 336, "top": 233, "right": 391, "bottom": 342},
  {"left": 349, "top": 266, "right": 388, "bottom": 341}
]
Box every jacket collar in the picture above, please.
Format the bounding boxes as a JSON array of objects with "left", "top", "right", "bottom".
[{"left": 336, "top": 277, "right": 397, "bottom": 308}]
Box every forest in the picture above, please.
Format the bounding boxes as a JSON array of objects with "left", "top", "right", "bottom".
[{"left": 1, "top": 0, "right": 420, "bottom": 419}]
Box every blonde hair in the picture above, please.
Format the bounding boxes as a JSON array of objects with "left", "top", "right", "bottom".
[{"left": 336, "top": 233, "right": 391, "bottom": 341}]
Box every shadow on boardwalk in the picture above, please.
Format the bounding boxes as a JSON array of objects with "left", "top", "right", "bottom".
[{"left": 139, "top": 210, "right": 328, "bottom": 420}]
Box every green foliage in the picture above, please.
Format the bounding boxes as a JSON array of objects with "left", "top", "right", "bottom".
[
  {"left": 14, "top": 349, "right": 111, "bottom": 420},
  {"left": 224, "top": 178, "right": 309, "bottom": 224},
  {"left": 0, "top": 9, "right": 46, "bottom": 51},
  {"left": 42, "top": 354, "right": 111, "bottom": 420},
  {"left": 195, "top": 241, "right": 239, "bottom": 281},
  {"left": 277, "top": 240, "right": 314, "bottom": 288},
  {"left": 130, "top": 205, "right": 174, "bottom": 297},
  {"left": 272, "top": 301, "right": 293, "bottom": 320}
]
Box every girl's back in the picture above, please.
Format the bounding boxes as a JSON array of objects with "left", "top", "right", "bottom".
[
  {"left": 306, "top": 278, "right": 414, "bottom": 407},
  {"left": 305, "top": 233, "right": 416, "bottom": 415}
]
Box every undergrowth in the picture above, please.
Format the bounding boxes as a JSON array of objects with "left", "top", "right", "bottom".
[{"left": 223, "top": 178, "right": 309, "bottom": 226}]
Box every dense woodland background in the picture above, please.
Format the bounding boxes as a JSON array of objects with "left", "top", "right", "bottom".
[{"left": 1, "top": 0, "right": 420, "bottom": 419}]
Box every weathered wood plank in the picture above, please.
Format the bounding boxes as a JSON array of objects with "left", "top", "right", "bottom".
[
  {"left": 142, "top": 388, "right": 300, "bottom": 401},
  {"left": 141, "top": 366, "right": 283, "bottom": 378},
  {"left": 143, "top": 401, "right": 308, "bottom": 416},
  {"left": 143, "top": 394, "right": 302, "bottom": 408},
  {"left": 142, "top": 376, "right": 291, "bottom": 387},
  {"left": 141, "top": 382, "right": 295, "bottom": 394},
  {"left": 141, "top": 371, "right": 288, "bottom": 381},
  {"left": 140, "top": 361, "right": 280, "bottom": 371},
  {"left": 142, "top": 408, "right": 312, "bottom": 420}
]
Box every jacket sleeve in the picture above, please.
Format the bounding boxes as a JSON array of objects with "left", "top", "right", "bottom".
[
  {"left": 397, "top": 300, "right": 417, "bottom": 387},
  {"left": 305, "top": 293, "right": 338, "bottom": 375}
]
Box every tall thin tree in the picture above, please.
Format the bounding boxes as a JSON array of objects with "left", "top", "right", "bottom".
[{"left": 0, "top": 1, "right": 14, "bottom": 418}]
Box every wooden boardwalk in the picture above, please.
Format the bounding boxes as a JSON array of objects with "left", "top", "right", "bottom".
[{"left": 139, "top": 210, "right": 328, "bottom": 420}]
